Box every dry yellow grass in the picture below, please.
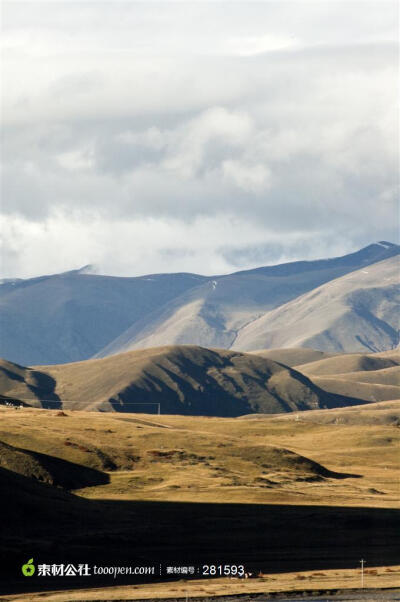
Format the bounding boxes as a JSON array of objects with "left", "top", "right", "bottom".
[
  {"left": 4, "top": 565, "right": 400, "bottom": 601},
  {"left": 0, "top": 401, "right": 398, "bottom": 508},
  {"left": 305, "top": 376, "right": 400, "bottom": 403},
  {"left": 295, "top": 350, "right": 400, "bottom": 376},
  {"left": 250, "top": 347, "right": 337, "bottom": 366},
  {"left": 1, "top": 401, "right": 399, "bottom": 599},
  {"left": 292, "top": 350, "right": 400, "bottom": 403}
]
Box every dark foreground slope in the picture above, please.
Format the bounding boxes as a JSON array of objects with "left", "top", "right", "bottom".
[
  {"left": 0, "top": 440, "right": 109, "bottom": 489},
  {"left": 0, "top": 398, "right": 399, "bottom": 595},
  {"left": 1, "top": 464, "right": 399, "bottom": 595},
  {"left": 0, "top": 345, "right": 363, "bottom": 416}
]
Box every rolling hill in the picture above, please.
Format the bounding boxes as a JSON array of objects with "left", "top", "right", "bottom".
[
  {"left": 294, "top": 349, "right": 400, "bottom": 376},
  {"left": 248, "top": 348, "right": 338, "bottom": 366},
  {"left": 250, "top": 348, "right": 400, "bottom": 405},
  {"left": 0, "top": 345, "right": 364, "bottom": 416},
  {"left": 1, "top": 242, "right": 398, "bottom": 365}
]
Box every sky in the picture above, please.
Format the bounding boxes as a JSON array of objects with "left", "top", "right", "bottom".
[{"left": 1, "top": 1, "right": 398, "bottom": 278}]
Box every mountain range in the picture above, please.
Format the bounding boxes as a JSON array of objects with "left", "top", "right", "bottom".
[{"left": 0, "top": 241, "right": 398, "bottom": 365}]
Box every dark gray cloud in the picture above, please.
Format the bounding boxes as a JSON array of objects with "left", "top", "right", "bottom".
[{"left": 0, "top": 1, "right": 398, "bottom": 278}]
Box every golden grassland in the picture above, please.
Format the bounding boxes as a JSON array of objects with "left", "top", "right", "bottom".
[
  {"left": 1, "top": 400, "right": 399, "bottom": 600},
  {"left": 0, "top": 401, "right": 399, "bottom": 508}
]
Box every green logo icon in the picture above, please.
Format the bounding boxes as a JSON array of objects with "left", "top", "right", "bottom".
[{"left": 22, "top": 558, "right": 35, "bottom": 577}]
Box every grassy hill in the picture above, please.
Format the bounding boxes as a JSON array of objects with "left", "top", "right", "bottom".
[
  {"left": 290, "top": 349, "right": 400, "bottom": 403},
  {"left": 249, "top": 347, "right": 337, "bottom": 366},
  {"left": 250, "top": 348, "right": 400, "bottom": 404},
  {"left": 0, "top": 345, "right": 363, "bottom": 416},
  {"left": 295, "top": 350, "right": 400, "bottom": 375}
]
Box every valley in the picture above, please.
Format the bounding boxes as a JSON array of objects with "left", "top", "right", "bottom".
[{"left": 0, "top": 243, "right": 398, "bottom": 599}]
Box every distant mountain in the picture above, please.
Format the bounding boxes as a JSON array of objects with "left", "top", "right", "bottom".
[
  {"left": 0, "top": 270, "right": 205, "bottom": 365},
  {"left": 0, "top": 241, "right": 398, "bottom": 365},
  {"left": 95, "top": 242, "right": 400, "bottom": 359},
  {"left": 233, "top": 256, "right": 399, "bottom": 353},
  {"left": 0, "top": 345, "right": 365, "bottom": 416}
]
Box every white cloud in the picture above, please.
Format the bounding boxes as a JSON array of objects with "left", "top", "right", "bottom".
[
  {"left": 0, "top": 1, "right": 398, "bottom": 277},
  {"left": 0, "top": 210, "right": 359, "bottom": 279},
  {"left": 222, "top": 160, "right": 271, "bottom": 193},
  {"left": 162, "top": 107, "right": 253, "bottom": 178},
  {"left": 57, "top": 148, "right": 95, "bottom": 171},
  {"left": 224, "top": 34, "right": 299, "bottom": 56}
]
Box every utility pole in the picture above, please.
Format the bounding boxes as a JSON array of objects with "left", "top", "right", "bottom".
[{"left": 360, "top": 559, "right": 365, "bottom": 588}]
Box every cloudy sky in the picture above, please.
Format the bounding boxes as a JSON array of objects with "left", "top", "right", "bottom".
[{"left": 1, "top": 1, "right": 398, "bottom": 278}]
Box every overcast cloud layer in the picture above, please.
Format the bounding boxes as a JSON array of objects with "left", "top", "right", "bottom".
[{"left": 1, "top": 1, "right": 398, "bottom": 278}]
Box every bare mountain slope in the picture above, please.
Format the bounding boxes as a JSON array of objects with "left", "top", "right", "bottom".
[
  {"left": 95, "top": 288, "right": 246, "bottom": 357},
  {"left": 0, "top": 242, "right": 398, "bottom": 366},
  {"left": 0, "top": 346, "right": 364, "bottom": 417},
  {"left": 232, "top": 256, "right": 399, "bottom": 353},
  {"left": 0, "top": 269, "right": 205, "bottom": 365},
  {"left": 95, "top": 242, "right": 400, "bottom": 358}
]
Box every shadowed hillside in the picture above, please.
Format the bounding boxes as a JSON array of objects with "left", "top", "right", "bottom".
[
  {"left": 0, "top": 271, "right": 205, "bottom": 365},
  {"left": 0, "top": 346, "right": 364, "bottom": 416},
  {"left": 0, "top": 359, "right": 60, "bottom": 408},
  {"left": 1, "top": 460, "right": 399, "bottom": 594},
  {"left": 0, "top": 440, "right": 109, "bottom": 489}
]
